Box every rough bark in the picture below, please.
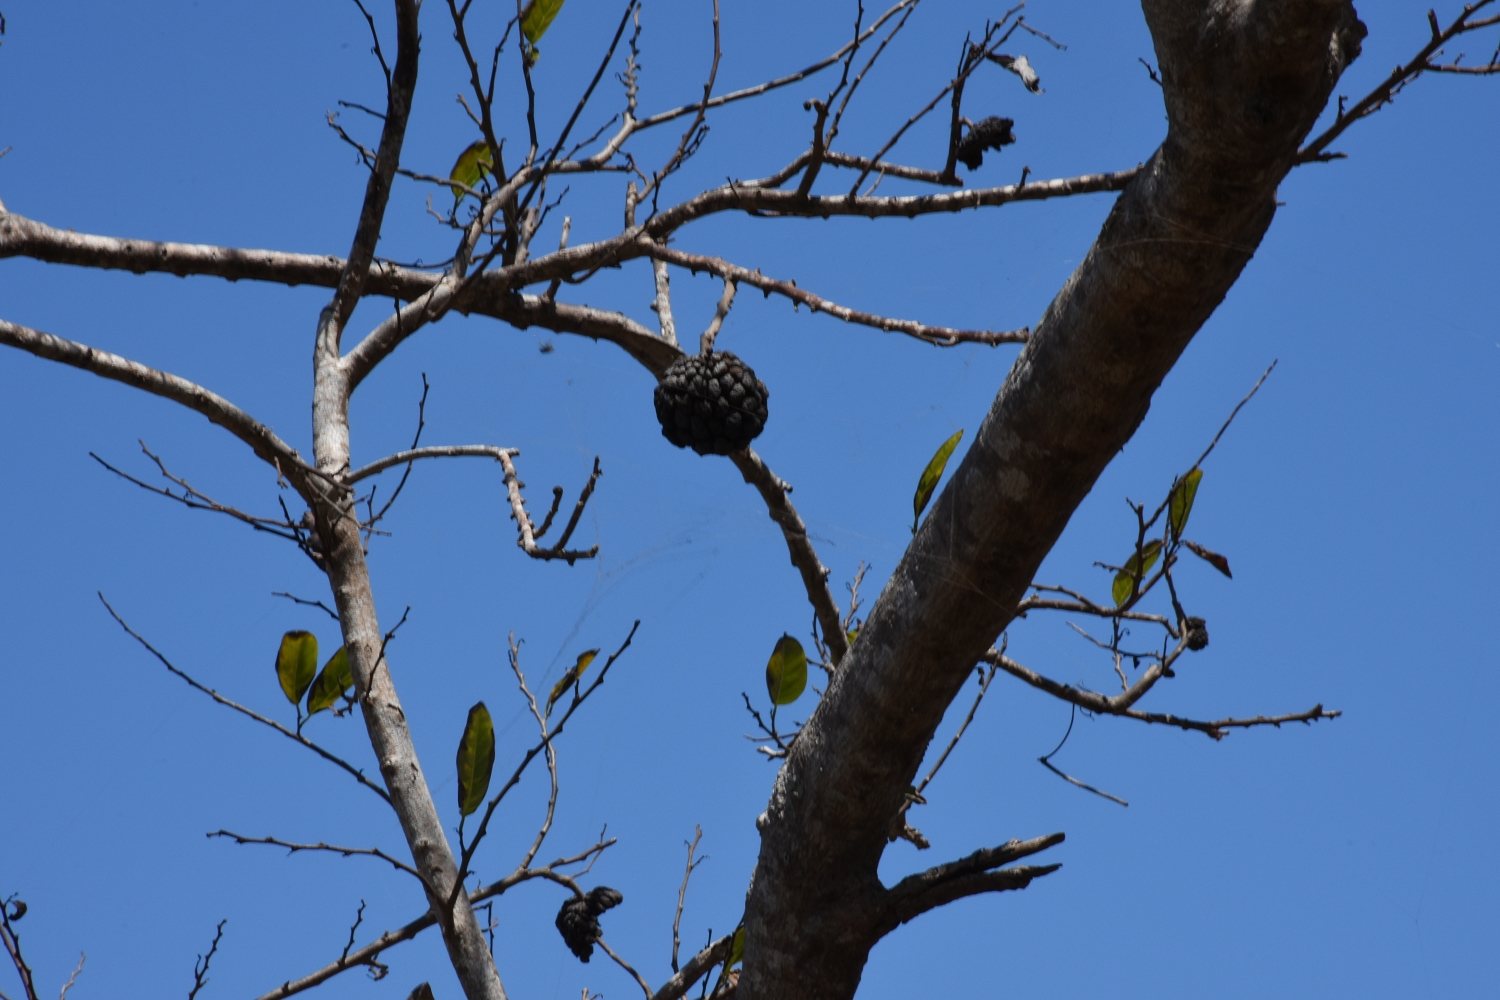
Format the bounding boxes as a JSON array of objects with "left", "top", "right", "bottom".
[{"left": 738, "top": 3, "right": 1366, "bottom": 999}]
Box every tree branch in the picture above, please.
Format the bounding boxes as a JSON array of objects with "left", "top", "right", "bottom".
[
  {"left": 0, "top": 318, "right": 321, "bottom": 494},
  {"left": 346, "top": 444, "right": 516, "bottom": 484},
  {"left": 729, "top": 447, "right": 848, "bottom": 667},
  {"left": 98, "top": 594, "right": 392, "bottom": 804},
  {"left": 1296, "top": 1, "right": 1498, "bottom": 163},
  {"left": 983, "top": 648, "right": 1341, "bottom": 740},
  {"left": 741, "top": 3, "right": 1368, "bottom": 995},
  {"left": 321, "top": 0, "right": 421, "bottom": 338},
  {"left": 642, "top": 243, "right": 1025, "bottom": 348},
  {"left": 208, "top": 831, "right": 424, "bottom": 883}
]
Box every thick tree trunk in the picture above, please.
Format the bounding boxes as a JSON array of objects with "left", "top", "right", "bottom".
[{"left": 739, "top": 3, "right": 1365, "bottom": 998}]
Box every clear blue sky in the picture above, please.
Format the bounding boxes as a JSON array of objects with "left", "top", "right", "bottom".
[{"left": 2, "top": 2, "right": 1496, "bottom": 998}]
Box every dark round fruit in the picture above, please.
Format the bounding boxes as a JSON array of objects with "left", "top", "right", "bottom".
[
  {"left": 653, "top": 351, "right": 769, "bottom": 456},
  {"left": 1184, "top": 616, "right": 1209, "bottom": 651}
]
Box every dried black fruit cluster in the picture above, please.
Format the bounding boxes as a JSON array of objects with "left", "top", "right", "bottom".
[
  {"left": 1184, "top": 616, "right": 1209, "bottom": 651},
  {"left": 653, "top": 351, "right": 769, "bottom": 456},
  {"left": 555, "top": 886, "right": 624, "bottom": 962},
  {"left": 955, "top": 116, "right": 1015, "bottom": 170}
]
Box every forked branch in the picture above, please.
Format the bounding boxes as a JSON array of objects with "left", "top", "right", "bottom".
[{"left": 984, "top": 648, "right": 1341, "bottom": 740}]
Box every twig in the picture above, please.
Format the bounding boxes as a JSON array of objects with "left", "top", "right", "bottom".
[
  {"left": 642, "top": 243, "right": 1025, "bottom": 348},
  {"left": 98, "top": 594, "right": 392, "bottom": 804},
  {"left": 497, "top": 452, "right": 602, "bottom": 563},
  {"left": 449, "top": 623, "right": 641, "bottom": 915},
  {"left": 1037, "top": 705, "right": 1129, "bottom": 807},
  {"left": 364, "top": 373, "right": 431, "bottom": 539},
  {"left": 57, "top": 952, "right": 85, "bottom": 1000},
  {"left": 729, "top": 448, "right": 848, "bottom": 667},
  {"left": 0, "top": 318, "right": 326, "bottom": 494},
  {"left": 508, "top": 634, "right": 560, "bottom": 870},
  {"left": 0, "top": 895, "right": 38, "bottom": 1000},
  {"left": 700, "top": 277, "right": 737, "bottom": 355},
  {"left": 892, "top": 659, "right": 1001, "bottom": 845},
  {"left": 208, "top": 831, "right": 425, "bottom": 883},
  {"left": 272, "top": 591, "right": 341, "bottom": 623},
  {"left": 651, "top": 254, "right": 678, "bottom": 344},
  {"left": 187, "top": 920, "right": 226, "bottom": 1000},
  {"left": 597, "top": 938, "right": 653, "bottom": 1000},
  {"left": 670, "top": 827, "right": 705, "bottom": 973},
  {"left": 1188, "top": 360, "right": 1276, "bottom": 473},
  {"left": 90, "top": 444, "right": 300, "bottom": 541},
  {"left": 346, "top": 444, "right": 515, "bottom": 484},
  {"left": 247, "top": 839, "right": 614, "bottom": 1000},
  {"left": 1297, "top": 2, "right": 1500, "bottom": 163},
  {"left": 985, "top": 648, "right": 1341, "bottom": 740}
]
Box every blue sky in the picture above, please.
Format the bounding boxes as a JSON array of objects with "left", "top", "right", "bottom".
[{"left": 1, "top": 2, "right": 1496, "bottom": 998}]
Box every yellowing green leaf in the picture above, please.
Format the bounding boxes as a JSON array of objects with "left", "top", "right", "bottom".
[
  {"left": 520, "top": 0, "right": 566, "bottom": 45},
  {"left": 547, "top": 648, "right": 599, "bottom": 716},
  {"left": 306, "top": 646, "right": 353, "bottom": 717},
  {"left": 455, "top": 702, "right": 496, "bottom": 817},
  {"left": 727, "top": 926, "right": 745, "bottom": 968},
  {"left": 1111, "top": 539, "right": 1163, "bottom": 607},
  {"left": 1168, "top": 468, "right": 1203, "bottom": 539},
  {"left": 276, "top": 631, "right": 319, "bottom": 707},
  {"left": 913, "top": 429, "right": 964, "bottom": 533},
  {"left": 765, "top": 634, "right": 807, "bottom": 706},
  {"left": 449, "top": 140, "right": 494, "bottom": 204}
]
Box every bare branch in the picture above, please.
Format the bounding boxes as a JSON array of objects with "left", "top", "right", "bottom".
[
  {"left": 891, "top": 660, "right": 1001, "bottom": 846},
  {"left": 597, "top": 938, "right": 653, "bottom": 1000},
  {"left": 508, "top": 634, "right": 560, "bottom": 871},
  {"left": 670, "top": 827, "right": 705, "bottom": 973},
  {"left": 700, "top": 277, "right": 737, "bottom": 354},
  {"left": 90, "top": 446, "right": 300, "bottom": 543},
  {"left": 643, "top": 167, "right": 1138, "bottom": 237},
  {"left": 644, "top": 243, "right": 1025, "bottom": 348},
  {"left": 98, "top": 594, "right": 392, "bottom": 804},
  {"left": 626, "top": 0, "right": 922, "bottom": 136},
  {"left": 729, "top": 447, "right": 848, "bottom": 667},
  {"left": 498, "top": 452, "right": 602, "bottom": 563},
  {"left": 652, "top": 934, "right": 734, "bottom": 1000},
  {"left": 347, "top": 444, "right": 516, "bottom": 484},
  {"left": 187, "top": 920, "right": 226, "bottom": 1000},
  {"left": 1298, "top": 1, "right": 1500, "bottom": 163},
  {"left": 651, "top": 255, "right": 678, "bottom": 345},
  {"left": 984, "top": 648, "right": 1341, "bottom": 741},
  {"left": 0, "top": 894, "right": 38, "bottom": 1000},
  {"left": 320, "top": 0, "right": 421, "bottom": 339},
  {"left": 881, "top": 832, "right": 1064, "bottom": 933},
  {"left": 208, "top": 831, "right": 424, "bottom": 883},
  {"left": 57, "top": 952, "right": 85, "bottom": 1000},
  {"left": 0, "top": 318, "right": 322, "bottom": 494}
]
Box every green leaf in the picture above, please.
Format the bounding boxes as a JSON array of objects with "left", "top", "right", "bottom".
[
  {"left": 1183, "top": 539, "right": 1233, "bottom": 578},
  {"left": 1111, "top": 539, "right": 1163, "bottom": 607},
  {"left": 727, "top": 926, "right": 745, "bottom": 968},
  {"left": 547, "top": 648, "right": 599, "bottom": 717},
  {"left": 306, "top": 646, "right": 353, "bottom": 717},
  {"left": 520, "top": 0, "right": 566, "bottom": 45},
  {"left": 448, "top": 140, "right": 494, "bottom": 204},
  {"left": 765, "top": 634, "right": 807, "bottom": 706},
  {"left": 276, "top": 631, "right": 319, "bottom": 707},
  {"left": 1168, "top": 468, "right": 1203, "bottom": 539},
  {"left": 912, "top": 429, "right": 964, "bottom": 533},
  {"left": 455, "top": 702, "right": 496, "bottom": 817}
]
